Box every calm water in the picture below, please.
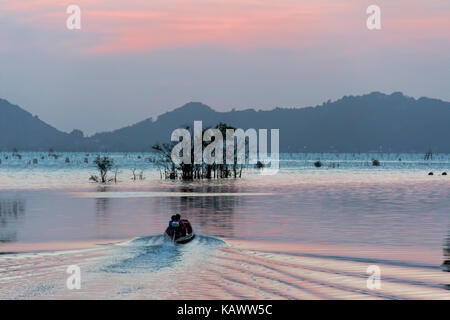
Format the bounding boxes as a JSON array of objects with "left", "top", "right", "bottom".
[
  {"left": 0, "top": 152, "right": 449, "bottom": 251},
  {"left": 1, "top": 152, "right": 449, "bottom": 299},
  {"left": 2, "top": 151, "right": 450, "bottom": 171}
]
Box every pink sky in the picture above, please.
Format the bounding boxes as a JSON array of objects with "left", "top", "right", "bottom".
[
  {"left": 0, "top": 0, "right": 449, "bottom": 134},
  {"left": 2, "top": 0, "right": 449, "bottom": 54}
]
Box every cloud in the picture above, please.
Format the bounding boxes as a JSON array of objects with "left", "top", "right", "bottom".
[
  {"left": 2, "top": 0, "right": 448, "bottom": 55},
  {"left": 1, "top": 0, "right": 354, "bottom": 54}
]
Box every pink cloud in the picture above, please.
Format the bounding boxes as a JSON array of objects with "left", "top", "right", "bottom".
[
  {"left": 81, "top": 1, "right": 352, "bottom": 53},
  {"left": 1, "top": 0, "right": 449, "bottom": 54}
]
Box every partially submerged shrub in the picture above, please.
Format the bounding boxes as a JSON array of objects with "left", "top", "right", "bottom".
[
  {"left": 131, "top": 168, "right": 145, "bottom": 180},
  {"left": 93, "top": 156, "right": 114, "bottom": 183},
  {"left": 255, "top": 161, "right": 265, "bottom": 169},
  {"left": 113, "top": 168, "right": 120, "bottom": 183}
]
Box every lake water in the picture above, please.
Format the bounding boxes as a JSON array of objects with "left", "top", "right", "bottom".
[{"left": 0, "top": 152, "right": 449, "bottom": 299}]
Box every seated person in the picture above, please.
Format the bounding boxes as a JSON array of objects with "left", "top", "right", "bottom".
[
  {"left": 175, "top": 214, "right": 193, "bottom": 237},
  {"left": 166, "top": 215, "right": 177, "bottom": 237}
]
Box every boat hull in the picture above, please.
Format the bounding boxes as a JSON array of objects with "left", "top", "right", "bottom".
[{"left": 164, "top": 232, "right": 195, "bottom": 244}]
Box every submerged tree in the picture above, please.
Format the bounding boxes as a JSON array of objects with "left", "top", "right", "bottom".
[
  {"left": 255, "top": 161, "right": 265, "bottom": 169},
  {"left": 424, "top": 150, "right": 433, "bottom": 161},
  {"left": 92, "top": 156, "right": 114, "bottom": 183},
  {"left": 131, "top": 168, "right": 145, "bottom": 181},
  {"left": 151, "top": 142, "right": 178, "bottom": 179},
  {"left": 151, "top": 123, "right": 245, "bottom": 180}
]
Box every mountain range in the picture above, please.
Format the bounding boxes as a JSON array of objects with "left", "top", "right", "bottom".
[{"left": 1, "top": 92, "right": 449, "bottom": 152}]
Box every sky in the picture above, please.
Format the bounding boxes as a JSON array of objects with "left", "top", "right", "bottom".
[{"left": 0, "top": 0, "right": 449, "bottom": 135}]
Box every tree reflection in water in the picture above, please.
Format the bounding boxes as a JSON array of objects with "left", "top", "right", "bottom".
[
  {"left": 0, "top": 199, "right": 26, "bottom": 243},
  {"left": 443, "top": 232, "right": 449, "bottom": 270}
]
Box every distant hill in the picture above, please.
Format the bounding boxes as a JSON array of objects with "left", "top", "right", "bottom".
[
  {"left": 0, "top": 99, "right": 84, "bottom": 151},
  {"left": 1, "top": 92, "right": 450, "bottom": 152}
]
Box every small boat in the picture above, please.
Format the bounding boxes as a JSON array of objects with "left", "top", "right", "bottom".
[
  {"left": 170, "top": 233, "right": 195, "bottom": 244},
  {"left": 164, "top": 230, "right": 195, "bottom": 244},
  {"left": 164, "top": 219, "right": 195, "bottom": 244}
]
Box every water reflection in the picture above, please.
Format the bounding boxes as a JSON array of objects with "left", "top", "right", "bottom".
[
  {"left": 0, "top": 176, "right": 447, "bottom": 256},
  {"left": 444, "top": 231, "right": 449, "bottom": 271},
  {"left": 157, "top": 182, "right": 242, "bottom": 238},
  {"left": 0, "top": 199, "right": 26, "bottom": 242},
  {"left": 96, "top": 197, "right": 110, "bottom": 217},
  {"left": 444, "top": 231, "right": 450, "bottom": 290},
  {"left": 95, "top": 197, "right": 111, "bottom": 240}
]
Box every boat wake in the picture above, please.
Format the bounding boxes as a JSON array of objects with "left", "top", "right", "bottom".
[
  {"left": 101, "top": 234, "right": 225, "bottom": 274},
  {"left": 1, "top": 238, "right": 448, "bottom": 299}
]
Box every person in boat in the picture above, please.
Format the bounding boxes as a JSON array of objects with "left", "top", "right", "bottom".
[
  {"left": 165, "top": 214, "right": 194, "bottom": 242},
  {"left": 166, "top": 215, "right": 177, "bottom": 238},
  {"left": 174, "top": 214, "right": 193, "bottom": 237}
]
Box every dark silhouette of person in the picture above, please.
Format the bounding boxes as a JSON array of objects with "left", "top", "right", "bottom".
[
  {"left": 166, "top": 215, "right": 177, "bottom": 237},
  {"left": 166, "top": 214, "right": 193, "bottom": 240}
]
